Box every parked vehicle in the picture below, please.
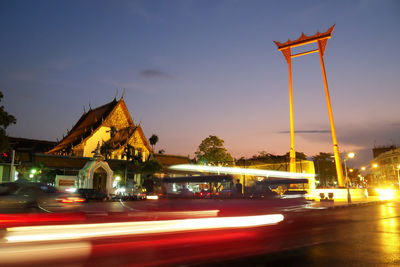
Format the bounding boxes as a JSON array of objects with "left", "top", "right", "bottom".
[
  {"left": 0, "top": 182, "right": 84, "bottom": 212},
  {"left": 77, "top": 188, "right": 108, "bottom": 201}
]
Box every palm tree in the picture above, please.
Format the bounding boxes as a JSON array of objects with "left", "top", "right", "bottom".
[{"left": 149, "top": 134, "right": 159, "bottom": 151}]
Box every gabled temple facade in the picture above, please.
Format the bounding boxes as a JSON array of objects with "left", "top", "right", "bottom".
[{"left": 47, "top": 97, "right": 152, "bottom": 161}]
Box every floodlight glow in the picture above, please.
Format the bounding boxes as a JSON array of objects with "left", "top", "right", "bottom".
[
  {"left": 375, "top": 188, "right": 396, "bottom": 201},
  {"left": 65, "top": 188, "right": 77, "bottom": 193},
  {"left": 169, "top": 164, "right": 314, "bottom": 179},
  {"left": 116, "top": 187, "right": 126, "bottom": 194}
]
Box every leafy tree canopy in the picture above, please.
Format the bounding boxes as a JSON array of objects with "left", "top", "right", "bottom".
[
  {"left": 100, "top": 141, "right": 113, "bottom": 160},
  {"left": 0, "top": 92, "right": 16, "bottom": 152},
  {"left": 141, "top": 157, "right": 163, "bottom": 174},
  {"left": 195, "top": 135, "right": 233, "bottom": 165},
  {"left": 312, "top": 152, "right": 336, "bottom": 186},
  {"left": 246, "top": 151, "right": 307, "bottom": 164},
  {"left": 284, "top": 151, "right": 307, "bottom": 160}
]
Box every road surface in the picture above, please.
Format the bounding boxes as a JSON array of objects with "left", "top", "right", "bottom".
[{"left": 0, "top": 199, "right": 399, "bottom": 266}]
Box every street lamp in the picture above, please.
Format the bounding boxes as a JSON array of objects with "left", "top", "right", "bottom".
[
  {"left": 344, "top": 152, "right": 355, "bottom": 203},
  {"left": 397, "top": 164, "right": 400, "bottom": 191}
]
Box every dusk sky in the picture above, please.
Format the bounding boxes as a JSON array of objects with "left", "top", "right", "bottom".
[{"left": 1, "top": 0, "right": 399, "bottom": 167}]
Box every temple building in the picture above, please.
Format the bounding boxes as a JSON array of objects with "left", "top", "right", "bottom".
[
  {"left": 1, "top": 97, "right": 190, "bottom": 194},
  {"left": 47, "top": 97, "right": 152, "bottom": 162}
]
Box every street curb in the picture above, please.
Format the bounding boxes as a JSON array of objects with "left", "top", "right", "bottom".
[{"left": 321, "top": 200, "right": 387, "bottom": 209}]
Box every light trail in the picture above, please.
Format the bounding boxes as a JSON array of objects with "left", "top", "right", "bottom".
[
  {"left": 169, "top": 164, "right": 314, "bottom": 178},
  {"left": 4, "top": 213, "right": 284, "bottom": 243},
  {"left": 126, "top": 210, "right": 220, "bottom": 218},
  {"left": 0, "top": 242, "right": 91, "bottom": 265}
]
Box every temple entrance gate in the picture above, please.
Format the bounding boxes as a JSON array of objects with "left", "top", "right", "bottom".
[
  {"left": 78, "top": 144, "right": 114, "bottom": 195},
  {"left": 93, "top": 168, "right": 107, "bottom": 193}
]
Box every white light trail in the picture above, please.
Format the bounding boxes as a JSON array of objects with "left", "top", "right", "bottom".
[
  {"left": 169, "top": 164, "right": 314, "bottom": 178},
  {"left": 5, "top": 214, "right": 284, "bottom": 243}
]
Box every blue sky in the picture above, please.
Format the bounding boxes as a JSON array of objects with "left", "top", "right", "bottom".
[{"left": 1, "top": 0, "right": 400, "bottom": 167}]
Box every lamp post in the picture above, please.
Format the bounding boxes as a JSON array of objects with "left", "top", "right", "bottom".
[
  {"left": 397, "top": 164, "right": 400, "bottom": 191},
  {"left": 344, "top": 152, "right": 355, "bottom": 203}
]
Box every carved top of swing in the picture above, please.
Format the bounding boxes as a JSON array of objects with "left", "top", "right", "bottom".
[{"left": 274, "top": 24, "right": 335, "bottom": 51}]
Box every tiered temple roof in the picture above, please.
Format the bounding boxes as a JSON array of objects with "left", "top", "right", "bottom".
[{"left": 46, "top": 97, "right": 151, "bottom": 155}]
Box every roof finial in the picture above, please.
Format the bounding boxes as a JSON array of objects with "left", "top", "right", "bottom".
[
  {"left": 89, "top": 101, "right": 92, "bottom": 110},
  {"left": 92, "top": 142, "right": 104, "bottom": 161},
  {"left": 114, "top": 88, "right": 119, "bottom": 100},
  {"left": 121, "top": 88, "right": 125, "bottom": 99},
  {"left": 83, "top": 105, "right": 86, "bottom": 113}
]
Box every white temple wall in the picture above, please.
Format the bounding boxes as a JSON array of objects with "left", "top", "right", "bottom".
[{"left": 83, "top": 126, "right": 111, "bottom": 157}]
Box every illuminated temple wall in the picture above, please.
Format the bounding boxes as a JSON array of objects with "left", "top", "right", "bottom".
[{"left": 82, "top": 126, "right": 111, "bottom": 157}]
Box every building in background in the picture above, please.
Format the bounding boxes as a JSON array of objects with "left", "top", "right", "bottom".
[
  {"left": 47, "top": 97, "right": 152, "bottom": 161},
  {"left": 370, "top": 146, "right": 400, "bottom": 188},
  {"left": 1, "top": 97, "right": 190, "bottom": 194}
]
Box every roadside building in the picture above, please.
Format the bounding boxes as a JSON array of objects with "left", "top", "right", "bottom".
[{"left": 370, "top": 146, "right": 400, "bottom": 188}]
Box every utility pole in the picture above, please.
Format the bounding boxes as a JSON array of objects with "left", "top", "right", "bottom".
[{"left": 9, "top": 150, "right": 15, "bottom": 181}]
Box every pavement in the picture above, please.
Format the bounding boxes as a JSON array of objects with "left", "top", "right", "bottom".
[{"left": 311, "top": 196, "right": 386, "bottom": 209}]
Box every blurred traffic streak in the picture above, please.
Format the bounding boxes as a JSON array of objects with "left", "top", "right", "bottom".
[
  {"left": 146, "top": 195, "right": 159, "bottom": 200},
  {"left": 0, "top": 182, "right": 84, "bottom": 213},
  {"left": 0, "top": 212, "right": 86, "bottom": 228},
  {"left": 0, "top": 210, "right": 220, "bottom": 229},
  {"left": 0, "top": 228, "right": 263, "bottom": 267},
  {"left": 3, "top": 213, "right": 284, "bottom": 243},
  {"left": 0, "top": 242, "right": 92, "bottom": 266},
  {"left": 116, "top": 209, "right": 220, "bottom": 219}
]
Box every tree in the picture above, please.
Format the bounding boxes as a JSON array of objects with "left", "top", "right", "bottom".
[
  {"left": 141, "top": 157, "right": 163, "bottom": 174},
  {"left": 149, "top": 134, "right": 159, "bottom": 151},
  {"left": 284, "top": 151, "right": 307, "bottom": 161},
  {"left": 100, "top": 141, "right": 113, "bottom": 160},
  {"left": 40, "top": 168, "right": 63, "bottom": 185},
  {"left": 312, "top": 152, "right": 336, "bottom": 187},
  {"left": 0, "top": 91, "right": 16, "bottom": 153},
  {"left": 123, "top": 144, "right": 134, "bottom": 161},
  {"left": 195, "top": 135, "right": 234, "bottom": 165}
]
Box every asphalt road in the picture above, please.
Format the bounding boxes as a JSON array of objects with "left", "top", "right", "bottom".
[
  {"left": 224, "top": 200, "right": 400, "bottom": 267},
  {"left": 1, "top": 200, "right": 399, "bottom": 266}
]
